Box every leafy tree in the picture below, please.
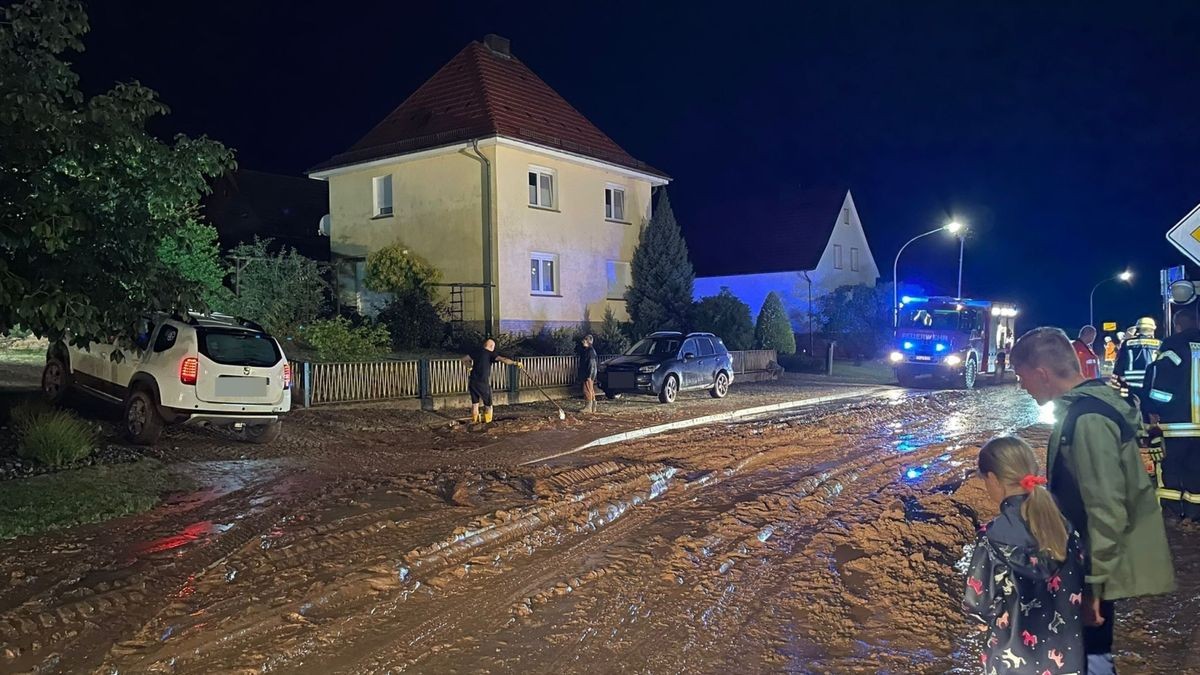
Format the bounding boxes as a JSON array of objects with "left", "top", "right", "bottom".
[
  {"left": 225, "top": 239, "right": 325, "bottom": 338},
  {"left": 377, "top": 293, "right": 446, "bottom": 350},
  {"left": 364, "top": 243, "right": 441, "bottom": 297},
  {"left": 0, "top": 0, "right": 236, "bottom": 347},
  {"left": 755, "top": 291, "right": 796, "bottom": 354},
  {"left": 156, "top": 218, "right": 231, "bottom": 309},
  {"left": 815, "top": 283, "right": 893, "bottom": 358},
  {"left": 692, "top": 288, "right": 754, "bottom": 350},
  {"left": 625, "top": 191, "right": 694, "bottom": 338},
  {"left": 596, "top": 307, "right": 631, "bottom": 355}
]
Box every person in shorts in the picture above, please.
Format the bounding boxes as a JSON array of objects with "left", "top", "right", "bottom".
[{"left": 461, "top": 338, "right": 521, "bottom": 424}]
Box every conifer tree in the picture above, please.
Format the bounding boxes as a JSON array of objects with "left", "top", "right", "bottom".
[{"left": 625, "top": 191, "right": 694, "bottom": 338}]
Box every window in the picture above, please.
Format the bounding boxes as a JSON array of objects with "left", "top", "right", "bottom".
[
  {"left": 843, "top": 208, "right": 850, "bottom": 224},
  {"left": 681, "top": 338, "right": 700, "bottom": 357},
  {"left": 530, "top": 253, "right": 557, "bottom": 294},
  {"left": 698, "top": 337, "right": 715, "bottom": 356},
  {"left": 834, "top": 244, "right": 843, "bottom": 269},
  {"left": 851, "top": 247, "right": 859, "bottom": 272},
  {"left": 605, "top": 185, "right": 626, "bottom": 221},
  {"left": 528, "top": 167, "right": 555, "bottom": 208},
  {"left": 605, "top": 260, "right": 632, "bottom": 299},
  {"left": 153, "top": 325, "right": 178, "bottom": 353},
  {"left": 372, "top": 175, "right": 393, "bottom": 217}
]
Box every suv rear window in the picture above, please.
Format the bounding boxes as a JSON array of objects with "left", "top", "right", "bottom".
[
  {"left": 698, "top": 338, "right": 715, "bottom": 356},
  {"left": 197, "top": 328, "right": 281, "bottom": 367},
  {"left": 712, "top": 337, "right": 728, "bottom": 353}
]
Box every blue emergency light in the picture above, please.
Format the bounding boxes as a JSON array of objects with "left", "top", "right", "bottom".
[{"left": 903, "top": 341, "right": 914, "bottom": 350}]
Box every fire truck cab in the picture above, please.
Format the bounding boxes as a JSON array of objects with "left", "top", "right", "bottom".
[{"left": 889, "top": 296, "right": 1018, "bottom": 389}]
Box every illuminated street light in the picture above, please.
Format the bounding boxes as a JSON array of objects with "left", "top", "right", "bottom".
[
  {"left": 1089, "top": 269, "right": 1134, "bottom": 328},
  {"left": 892, "top": 221, "right": 965, "bottom": 328}
]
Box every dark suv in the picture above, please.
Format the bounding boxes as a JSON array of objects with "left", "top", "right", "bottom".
[{"left": 599, "top": 331, "right": 734, "bottom": 403}]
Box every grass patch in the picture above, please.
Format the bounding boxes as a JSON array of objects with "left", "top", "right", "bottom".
[
  {"left": 829, "top": 359, "right": 898, "bottom": 385},
  {"left": 0, "top": 460, "right": 194, "bottom": 539},
  {"left": 0, "top": 348, "right": 45, "bottom": 366}
]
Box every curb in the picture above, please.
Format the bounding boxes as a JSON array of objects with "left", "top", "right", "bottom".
[{"left": 519, "top": 386, "right": 893, "bottom": 465}]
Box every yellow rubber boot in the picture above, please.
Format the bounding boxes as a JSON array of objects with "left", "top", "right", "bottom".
[
  {"left": 471, "top": 410, "right": 480, "bottom": 424},
  {"left": 483, "top": 408, "right": 494, "bottom": 424}
]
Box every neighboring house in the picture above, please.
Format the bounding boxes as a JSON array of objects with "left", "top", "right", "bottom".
[
  {"left": 693, "top": 188, "right": 880, "bottom": 329},
  {"left": 203, "top": 169, "right": 331, "bottom": 261},
  {"left": 308, "top": 34, "right": 669, "bottom": 333}
]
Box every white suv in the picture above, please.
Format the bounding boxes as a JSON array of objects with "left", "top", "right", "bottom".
[{"left": 41, "top": 313, "right": 292, "bottom": 445}]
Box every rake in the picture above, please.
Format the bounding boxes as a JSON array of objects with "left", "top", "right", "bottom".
[{"left": 520, "top": 369, "right": 567, "bottom": 420}]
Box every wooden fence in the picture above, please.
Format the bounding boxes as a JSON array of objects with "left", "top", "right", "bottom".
[{"left": 291, "top": 349, "right": 777, "bottom": 406}]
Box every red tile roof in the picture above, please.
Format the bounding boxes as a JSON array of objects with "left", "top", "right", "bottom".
[{"left": 311, "top": 40, "right": 668, "bottom": 178}]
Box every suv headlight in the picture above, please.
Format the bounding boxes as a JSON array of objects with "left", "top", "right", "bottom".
[
  {"left": 889, "top": 351, "right": 904, "bottom": 363},
  {"left": 638, "top": 364, "right": 658, "bottom": 373},
  {"left": 944, "top": 354, "right": 963, "bottom": 366}
]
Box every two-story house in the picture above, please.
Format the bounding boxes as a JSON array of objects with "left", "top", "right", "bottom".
[
  {"left": 309, "top": 35, "right": 669, "bottom": 334},
  {"left": 692, "top": 187, "right": 880, "bottom": 330}
]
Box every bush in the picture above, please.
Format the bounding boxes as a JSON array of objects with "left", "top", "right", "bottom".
[
  {"left": 377, "top": 291, "right": 447, "bottom": 350},
  {"left": 530, "top": 326, "right": 580, "bottom": 356},
  {"left": 692, "top": 288, "right": 754, "bottom": 350},
  {"left": 445, "top": 328, "right": 528, "bottom": 356},
  {"left": 224, "top": 239, "right": 326, "bottom": 339},
  {"left": 365, "top": 243, "right": 441, "bottom": 296},
  {"left": 778, "top": 352, "right": 824, "bottom": 374},
  {"left": 299, "top": 317, "right": 391, "bottom": 361},
  {"left": 816, "top": 283, "right": 893, "bottom": 359},
  {"left": 755, "top": 291, "right": 797, "bottom": 355},
  {"left": 596, "top": 307, "right": 631, "bottom": 355},
  {"left": 11, "top": 402, "right": 96, "bottom": 467}
]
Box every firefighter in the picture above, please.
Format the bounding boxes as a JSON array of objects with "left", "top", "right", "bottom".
[
  {"left": 1103, "top": 336, "right": 1117, "bottom": 375},
  {"left": 1071, "top": 325, "right": 1101, "bottom": 379},
  {"left": 1142, "top": 310, "right": 1200, "bottom": 519},
  {"left": 1112, "top": 317, "right": 1160, "bottom": 398}
]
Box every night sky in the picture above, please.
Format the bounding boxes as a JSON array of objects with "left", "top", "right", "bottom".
[{"left": 71, "top": 1, "right": 1200, "bottom": 333}]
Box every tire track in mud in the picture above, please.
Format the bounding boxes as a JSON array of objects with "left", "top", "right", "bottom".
[{"left": 93, "top": 387, "right": 1037, "bottom": 674}]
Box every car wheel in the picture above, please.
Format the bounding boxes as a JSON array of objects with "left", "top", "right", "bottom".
[
  {"left": 604, "top": 391, "right": 622, "bottom": 400},
  {"left": 709, "top": 371, "right": 730, "bottom": 399},
  {"left": 41, "top": 357, "right": 72, "bottom": 404},
  {"left": 658, "top": 374, "right": 679, "bottom": 404},
  {"left": 961, "top": 356, "right": 978, "bottom": 390},
  {"left": 124, "top": 388, "right": 164, "bottom": 445},
  {"left": 243, "top": 421, "right": 282, "bottom": 444}
]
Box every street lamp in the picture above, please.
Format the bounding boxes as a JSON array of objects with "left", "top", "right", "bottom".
[
  {"left": 1089, "top": 269, "right": 1133, "bottom": 328},
  {"left": 893, "top": 221, "right": 964, "bottom": 328}
]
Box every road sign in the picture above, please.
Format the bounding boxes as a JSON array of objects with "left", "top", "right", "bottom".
[
  {"left": 1102, "top": 322, "right": 1117, "bottom": 332},
  {"left": 1165, "top": 202, "right": 1200, "bottom": 266}
]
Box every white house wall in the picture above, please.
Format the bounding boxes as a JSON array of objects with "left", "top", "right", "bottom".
[{"left": 811, "top": 191, "right": 880, "bottom": 294}]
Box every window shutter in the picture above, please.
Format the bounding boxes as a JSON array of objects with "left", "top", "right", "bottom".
[{"left": 614, "top": 189, "right": 625, "bottom": 220}]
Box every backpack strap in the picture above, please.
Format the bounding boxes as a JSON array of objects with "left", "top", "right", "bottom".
[{"left": 1059, "top": 394, "right": 1136, "bottom": 446}]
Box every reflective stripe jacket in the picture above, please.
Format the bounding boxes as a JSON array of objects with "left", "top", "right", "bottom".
[
  {"left": 1141, "top": 330, "right": 1200, "bottom": 426},
  {"left": 1114, "top": 337, "right": 1161, "bottom": 389}
]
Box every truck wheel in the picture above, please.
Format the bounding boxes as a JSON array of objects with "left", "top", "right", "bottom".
[
  {"left": 244, "top": 421, "right": 282, "bottom": 444},
  {"left": 961, "top": 356, "right": 978, "bottom": 390},
  {"left": 709, "top": 371, "right": 730, "bottom": 398},
  {"left": 41, "top": 357, "right": 72, "bottom": 405},
  {"left": 992, "top": 355, "right": 1007, "bottom": 383},
  {"left": 658, "top": 374, "right": 679, "bottom": 404},
  {"left": 124, "top": 389, "right": 164, "bottom": 445}
]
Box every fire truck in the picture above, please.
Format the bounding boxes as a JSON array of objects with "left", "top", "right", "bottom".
[{"left": 889, "top": 296, "right": 1019, "bottom": 389}]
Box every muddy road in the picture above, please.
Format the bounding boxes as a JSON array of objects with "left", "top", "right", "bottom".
[{"left": 3, "top": 385, "right": 1198, "bottom": 673}]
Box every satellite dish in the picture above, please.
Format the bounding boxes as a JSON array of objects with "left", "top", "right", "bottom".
[
  {"left": 1170, "top": 279, "right": 1196, "bottom": 305},
  {"left": 318, "top": 214, "right": 331, "bottom": 237}
]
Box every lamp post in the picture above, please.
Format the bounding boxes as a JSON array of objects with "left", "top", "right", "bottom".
[
  {"left": 1089, "top": 270, "right": 1133, "bottom": 328},
  {"left": 893, "top": 221, "right": 964, "bottom": 328}
]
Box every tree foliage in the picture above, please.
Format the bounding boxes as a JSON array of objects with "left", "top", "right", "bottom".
[
  {"left": 225, "top": 239, "right": 325, "bottom": 338},
  {"left": 815, "top": 283, "right": 893, "bottom": 358},
  {"left": 157, "top": 218, "right": 231, "bottom": 310},
  {"left": 755, "top": 291, "right": 796, "bottom": 354},
  {"left": 0, "top": 0, "right": 236, "bottom": 347},
  {"left": 692, "top": 288, "right": 754, "bottom": 350},
  {"left": 596, "top": 307, "right": 631, "bottom": 355},
  {"left": 364, "top": 243, "right": 441, "bottom": 297},
  {"left": 625, "top": 191, "right": 694, "bottom": 338},
  {"left": 299, "top": 317, "right": 391, "bottom": 362}
]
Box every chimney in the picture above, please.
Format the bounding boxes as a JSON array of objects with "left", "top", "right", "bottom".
[{"left": 483, "top": 34, "right": 511, "bottom": 57}]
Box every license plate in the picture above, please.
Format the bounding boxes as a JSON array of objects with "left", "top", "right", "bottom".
[
  {"left": 608, "top": 372, "right": 636, "bottom": 389},
  {"left": 216, "top": 376, "right": 269, "bottom": 396},
  {"left": 914, "top": 355, "right": 932, "bottom": 362}
]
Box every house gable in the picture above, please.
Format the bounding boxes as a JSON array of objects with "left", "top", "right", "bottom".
[{"left": 811, "top": 190, "right": 880, "bottom": 291}]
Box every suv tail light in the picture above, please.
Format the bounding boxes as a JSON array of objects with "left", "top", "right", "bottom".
[
  {"left": 180, "top": 357, "right": 198, "bottom": 385},
  {"left": 283, "top": 363, "right": 292, "bottom": 390}
]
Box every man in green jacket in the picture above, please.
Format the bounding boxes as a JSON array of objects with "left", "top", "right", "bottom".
[{"left": 1010, "top": 327, "right": 1175, "bottom": 674}]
